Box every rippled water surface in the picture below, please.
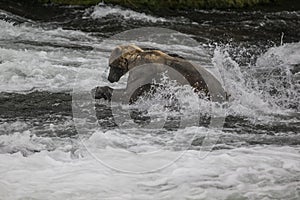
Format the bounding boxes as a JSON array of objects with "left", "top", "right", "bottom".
[{"left": 0, "top": 1, "right": 299, "bottom": 200}]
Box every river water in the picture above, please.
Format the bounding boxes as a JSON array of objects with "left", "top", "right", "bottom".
[{"left": 0, "top": 2, "right": 299, "bottom": 200}]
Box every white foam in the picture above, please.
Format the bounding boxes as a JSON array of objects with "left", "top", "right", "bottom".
[
  {"left": 0, "top": 47, "right": 103, "bottom": 92},
  {"left": 0, "top": 121, "right": 77, "bottom": 156},
  {"left": 256, "top": 42, "right": 300, "bottom": 68},
  {"left": 0, "top": 20, "right": 97, "bottom": 46},
  {"left": 0, "top": 20, "right": 110, "bottom": 92},
  {"left": 90, "top": 3, "right": 167, "bottom": 23},
  {"left": 0, "top": 130, "right": 299, "bottom": 200}
]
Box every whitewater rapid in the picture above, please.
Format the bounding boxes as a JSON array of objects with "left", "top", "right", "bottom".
[{"left": 0, "top": 3, "right": 299, "bottom": 200}]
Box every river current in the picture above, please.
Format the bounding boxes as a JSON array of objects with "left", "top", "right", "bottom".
[{"left": 0, "top": 2, "right": 299, "bottom": 200}]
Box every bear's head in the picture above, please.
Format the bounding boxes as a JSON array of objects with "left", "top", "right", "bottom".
[{"left": 108, "top": 44, "right": 143, "bottom": 83}]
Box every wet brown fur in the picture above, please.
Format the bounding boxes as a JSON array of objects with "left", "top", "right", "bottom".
[{"left": 108, "top": 44, "right": 210, "bottom": 96}]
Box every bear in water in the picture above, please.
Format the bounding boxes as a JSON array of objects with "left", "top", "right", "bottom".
[{"left": 92, "top": 44, "right": 227, "bottom": 103}]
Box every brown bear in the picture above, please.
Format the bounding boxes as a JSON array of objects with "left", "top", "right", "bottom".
[{"left": 92, "top": 44, "right": 227, "bottom": 103}]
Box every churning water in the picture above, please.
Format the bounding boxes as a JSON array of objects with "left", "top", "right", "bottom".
[{"left": 0, "top": 2, "right": 299, "bottom": 199}]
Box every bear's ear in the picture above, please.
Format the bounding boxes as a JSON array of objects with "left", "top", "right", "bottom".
[
  {"left": 128, "top": 44, "right": 143, "bottom": 53},
  {"left": 109, "top": 46, "right": 123, "bottom": 66}
]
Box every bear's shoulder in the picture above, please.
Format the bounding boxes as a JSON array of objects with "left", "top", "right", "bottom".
[{"left": 140, "top": 47, "right": 185, "bottom": 60}]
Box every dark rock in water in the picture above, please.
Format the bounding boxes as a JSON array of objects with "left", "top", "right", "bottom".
[{"left": 0, "top": 91, "right": 72, "bottom": 119}]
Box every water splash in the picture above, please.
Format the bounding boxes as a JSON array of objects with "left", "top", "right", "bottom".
[{"left": 213, "top": 42, "right": 300, "bottom": 121}]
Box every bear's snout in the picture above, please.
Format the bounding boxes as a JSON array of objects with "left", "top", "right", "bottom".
[
  {"left": 108, "top": 67, "right": 124, "bottom": 83},
  {"left": 108, "top": 73, "right": 117, "bottom": 83}
]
